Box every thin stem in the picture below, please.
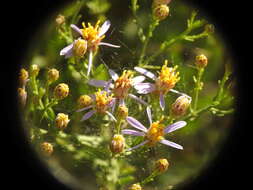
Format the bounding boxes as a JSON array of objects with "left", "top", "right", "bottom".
[
  {"left": 140, "top": 170, "right": 159, "bottom": 186},
  {"left": 193, "top": 68, "right": 204, "bottom": 111}
]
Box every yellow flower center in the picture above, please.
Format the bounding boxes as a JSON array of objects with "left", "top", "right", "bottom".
[
  {"left": 81, "top": 20, "right": 105, "bottom": 51},
  {"left": 113, "top": 70, "right": 133, "bottom": 99},
  {"left": 95, "top": 90, "right": 113, "bottom": 113},
  {"left": 155, "top": 60, "right": 180, "bottom": 95},
  {"left": 146, "top": 120, "right": 165, "bottom": 146},
  {"left": 73, "top": 39, "right": 87, "bottom": 57}
]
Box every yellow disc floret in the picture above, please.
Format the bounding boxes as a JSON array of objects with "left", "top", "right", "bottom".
[
  {"left": 95, "top": 90, "right": 113, "bottom": 113},
  {"left": 129, "top": 184, "right": 142, "bottom": 190},
  {"left": 113, "top": 70, "right": 133, "bottom": 99},
  {"left": 110, "top": 134, "right": 125, "bottom": 153},
  {"left": 155, "top": 60, "right": 180, "bottom": 95},
  {"left": 77, "top": 95, "right": 93, "bottom": 109},
  {"left": 146, "top": 119, "right": 165, "bottom": 146},
  {"left": 73, "top": 39, "right": 87, "bottom": 57}
]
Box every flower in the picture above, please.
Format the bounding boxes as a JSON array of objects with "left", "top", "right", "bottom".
[
  {"left": 88, "top": 69, "right": 147, "bottom": 109},
  {"left": 134, "top": 60, "right": 183, "bottom": 110},
  {"left": 155, "top": 158, "right": 169, "bottom": 172},
  {"left": 76, "top": 90, "right": 116, "bottom": 122},
  {"left": 171, "top": 95, "right": 191, "bottom": 117},
  {"left": 153, "top": 4, "right": 170, "bottom": 21},
  {"left": 47, "top": 68, "right": 59, "bottom": 83},
  {"left": 55, "top": 14, "right": 65, "bottom": 26},
  {"left": 122, "top": 107, "right": 187, "bottom": 151},
  {"left": 55, "top": 113, "right": 70, "bottom": 130},
  {"left": 129, "top": 184, "right": 142, "bottom": 190},
  {"left": 54, "top": 83, "right": 69, "bottom": 100},
  {"left": 60, "top": 20, "right": 120, "bottom": 76},
  {"left": 40, "top": 142, "right": 53, "bottom": 156},
  {"left": 110, "top": 134, "right": 125, "bottom": 153},
  {"left": 195, "top": 54, "right": 208, "bottom": 68}
]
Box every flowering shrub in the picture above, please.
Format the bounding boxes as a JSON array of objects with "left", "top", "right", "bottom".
[{"left": 18, "top": 0, "right": 235, "bottom": 189}]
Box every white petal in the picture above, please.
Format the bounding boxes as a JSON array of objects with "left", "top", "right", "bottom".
[
  {"left": 134, "top": 83, "right": 156, "bottom": 94},
  {"left": 164, "top": 121, "right": 187, "bottom": 134},
  {"left": 99, "top": 42, "right": 120, "bottom": 48},
  {"left": 170, "top": 89, "right": 192, "bottom": 100},
  {"left": 60, "top": 43, "right": 73, "bottom": 56},
  {"left": 88, "top": 79, "right": 108, "bottom": 87},
  {"left": 98, "top": 20, "right": 111, "bottom": 37},
  {"left": 159, "top": 139, "right": 183, "bottom": 150},
  {"left": 128, "top": 94, "right": 148, "bottom": 106},
  {"left": 128, "top": 140, "right": 149, "bottom": 151},
  {"left": 132, "top": 76, "right": 146, "bottom": 85},
  {"left": 146, "top": 107, "right": 152, "bottom": 125},
  {"left": 87, "top": 51, "right": 93, "bottom": 76},
  {"left": 134, "top": 67, "right": 157, "bottom": 80},
  {"left": 109, "top": 69, "right": 119, "bottom": 81},
  {"left": 126, "top": 117, "right": 148, "bottom": 132},
  {"left": 106, "top": 111, "right": 117, "bottom": 122},
  {"left": 159, "top": 93, "right": 165, "bottom": 110},
  {"left": 70, "top": 24, "right": 82, "bottom": 36},
  {"left": 122, "top": 129, "right": 145, "bottom": 136}
]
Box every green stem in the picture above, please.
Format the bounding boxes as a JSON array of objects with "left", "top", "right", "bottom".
[
  {"left": 140, "top": 170, "right": 159, "bottom": 186},
  {"left": 193, "top": 68, "right": 204, "bottom": 111}
]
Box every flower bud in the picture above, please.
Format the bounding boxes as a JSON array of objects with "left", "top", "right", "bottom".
[
  {"left": 30, "top": 64, "right": 40, "bottom": 77},
  {"left": 155, "top": 158, "right": 169, "bottom": 173},
  {"left": 129, "top": 184, "right": 142, "bottom": 190},
  {"left": 73, "top": 39, "right": 88, "bottom": 57},
  {"left": 17, "top": 88, "right": 27, "bottom": 107},
  {"left": 117, "top": 105, "right": 128, "bottom": 119},
  {"left": 40, "top": 142, "right": 53, "bottom": 156},
  {"left": 110, "top": 134, "right": 125, "bottom": 154},
  {"left": 195, "top": 54, "right": 208, "bottom": 68},
  {"left": 55, "top": 113, "right": 70, "bottom": 130},
  {"left": 153, "top": 4, "right": 170, "bottom": 21},
  {"left": 19, "top": 68, "right": 29, "bottom": 87},
  {"left": 54, "top": 83, "right": 69, "bottom": 100},
  {"left": 77, "top": 95, "right": 93, "bottom": 109},
  {"left": 171, "top": 95, "right": 191, "bottom": 117},
  {"left": 153, "top": 0, "right": 171, "bottom": 6},
  {"left": 55, "top": 14, "right": 65, "bottom": 26},
  {"left": 204, "top": 24, "right": 214, "bottom": 34},
  {"left": 47, "top": 68, "right": 59, "bottom": 83}
]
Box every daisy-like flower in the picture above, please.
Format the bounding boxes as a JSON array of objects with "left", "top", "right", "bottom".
[
  {"left": 122, "top": 107, "right": 187, "bottom": 151},
  {"left": 76, "top": 89, "right": 116, "bottom": 122},
  {"left": 60, "top": 20, "right": 120, "bottom": 76},
  {"left": 134, "top": 60, "right": 190, "bottom": 110},
  {"left": 88, "top": 69, "right": 147, "bottom": 109}
]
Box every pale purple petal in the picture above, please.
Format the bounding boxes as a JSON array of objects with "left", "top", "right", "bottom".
[
  {"left": 60, "top": 43, "right": 73, "bottom": 57},
  {"left": 104, "top": 79, "right": 113, "bottom": 92},
  {"left": 87, "top": 51, "right": 93, "bottom": 76},
  {"left": 128, "top": 140, "right": 149, "bottom": 151},
  {"left": 98, "top": 20, "right": 111, "bottom": 37},
  {"left": 134, "top": 83, "right": 156, "bottom": 94},
  {"left": 111, "top": 98, "right": 117, "bottom": 113},
  {"left": 88, "top": 79, "right": 107, "bottom": 87},
  {"left": 146, "top": 107, "right": 152, "bottom": 125},
  {"left": 134, "top": 67, "right": 157, "bottom": 80},
  {"left": 106, "top": 111, "right": 117, "bottom": 122},
  {"left": 76, "top": 105, "right": 93, "bottom": 112},
  {"left": 128, "top": 94, "right": 148, "bottom": 106},
  {"left": 159, "top": 93, "right": 165, "bottom": 110},
  {"left": 170, "top": 89, "right": 192, "bottom": 101},
  {"left": 119, "top": 98, "right": 125, "bottom": 106},
  {"left": 132, "top": 76, "right": 146, "bottom": 85},
  {"left": 70, "top": 24, "right": 82, "bottom": 36},
  {"left": 159, "top": 139, "right": 183, "bottom": 150},
  {"left": 80, "top": 110, "right": 96, "bottom": 121},
  {"left": 122, "top": 129, "right": 145, "bottom": 136},
  {"left": 164, "top": 121, "right": 187, "bottom": 134},
  {"left": 109, "top": 69, "right": 119, "bottom": 81},
  {"left": 99, "top": 42, "right": 120, "bottom": 48},
  {"left": 126, "top": 117, "right": 147, "bottom": 132}
]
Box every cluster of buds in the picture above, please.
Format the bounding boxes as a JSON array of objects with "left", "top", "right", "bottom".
[
  {"left": 40, "top": 142, "right": 54, "bottom": 156},
  {"left": 171, "top": 95, "right": 191, "bottom": 117},
  {"left": 30, "top": 64, "right": 40, "bottom": 77},
  {"left": 129, "top": 184, "right": 142, "bottom": 190},
  {"left": 195, "top": 54, "right": 208, "bottom": 69},
  {"left": 47, "top": 68, "right": 59, "bottom": 84},
  {"left": 55, "top": 113, "right": 70, "bottom": 130},
  {"left": 110, "top": 134, "right": 125, "bottom": 153},
  {"left": 54, "top": 83, "right": 69, "bottom": 100},
  {"left": 155, "top": 158, "right": 169, "bottom": 173},
  {"left": 77, "top": 95, "right": 93, "bottom": 109},
  {"left": 152, "top": 0, "right": 171, "bottom": 21}
]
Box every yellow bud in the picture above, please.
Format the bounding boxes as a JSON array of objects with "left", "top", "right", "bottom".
[
  {"left": 73, "top": 39, "right": 88, "bottom": 57},
  {"left": 129, "top": 184, "right": 142, "bottom": 190},
  {"left": 17, "top": 88, "right": 27, "bottom": 107},
  {"left": 153, "top": 0, "right": 171, "bottom": 6},
  {"left": 30, "top": 64, "right": 40, "bottom": 77},
  {"left": 55, "top": 113, "right": 70, "bottom": 130},
  {"left": 40, "top": 142, "right": 53, "bottom": 156},
  {"left": 155, "top": 158, "right": 169, "bottom": 172},
  {"left": 117, "top": 105, "right": 128, "bottom": 119},
  {"left": 153, "top": 4, "right": 170, "bottom": 21},
  {"left": 19, "top": 68, "right": 29, "bottom": 87},
  {"left": 54, "top": 83, "right": 69, "bottom": 100},
  {"left": 55, "top": 14, "right": 65, "bottom": 26},
  {"left": 171, "top": 95, "right": 191, "bottom": 117},
  {"left": 77, "top": 95, "right": 93, "bottom": 109},
  {"left": 47, "top": 68, "right": 59, "bottom": 83},
  {"left": 110, "top": 134, "right": 125, "bottom": 154},
  {"left": 195, "top": 54, "right": 208, "bottom": 68}
]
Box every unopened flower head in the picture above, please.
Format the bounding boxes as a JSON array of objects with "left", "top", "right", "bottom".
[
  {"left": 77, "top": 95, "right": 93, "bottom": 109},
  {"left": 56, "top": 14, "right": 65, "bottom": 26},
  {"left": 73, "top": 38, "right": 88, "bottom": 57},
  {"left": 47, "top": 68, "right": 59, "bottom": 83},
  {"left": 129, "top": 184, "right": 142, "bottom": 190},
  {"left": 55, "top": 113, "right": 70, "bottom": 130},
  {"left": 155, "top": 158, "right": 169, "bottom": 173},
  {"left": 110, "top": 134, "right": 125, "bottom": 153},
  {"left": 155, "top": 60, "right": 180, "bottom": 95},
  {"left": 40, "top": 142, "right": 53, "bottom": 156},
  {"left": 17, "top": 88, "right": 27, "bottom": 107},
  {"left": 19, "top": 68, "right": 29, "bottom": 87},
  {"left": 153, "top": 4, "right": 170, "bottom": 21},
  {"left": 113, "top": 70, "right": 134, "bottom": 99},
  {"left": 171, "top": 95, "right": 191, "bottom": 117},
  {"left": 117, "top": 105, "right": 128, "bottom": 119},
  {"left": 54, "top": 83, "right": 69, "bottom": 100},
  {"left": 95, "top": 90, "right": 113, "bottom": 113},
  {"left": 195, "top": 54, "right": 208, "bottom": 68},
  {"left": 30, "top": 64, "right": 40, "bottom": 77}
]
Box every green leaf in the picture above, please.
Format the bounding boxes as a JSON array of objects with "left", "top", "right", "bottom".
[{"left": 93, "top": 64, "right": 110, "bottom": 80}]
